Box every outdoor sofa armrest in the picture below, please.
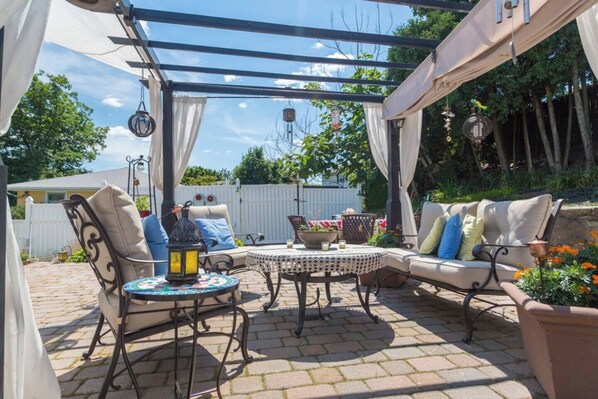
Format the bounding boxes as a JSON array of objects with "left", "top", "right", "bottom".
[
  {"left": 198, "top": 253, "right": 235, "bottom": 274},
  {"left": 235, "top": 233, "right": 265, "bottom": 245},
  {"left": 470, "top": 243, "right": 529, "bottom": 290}
]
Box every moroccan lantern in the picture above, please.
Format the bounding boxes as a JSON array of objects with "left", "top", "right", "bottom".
[{"left": 166, "top": 201, "right": 202, "bottom": 283}]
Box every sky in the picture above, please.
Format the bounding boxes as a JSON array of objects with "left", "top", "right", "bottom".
[{"left": 36, "top": 0, "right": 413, "bottom": 173}]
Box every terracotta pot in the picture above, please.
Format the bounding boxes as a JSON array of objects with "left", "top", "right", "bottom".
[
  {"left": 297, "top": 230, "right": 338, "bottom": 249},
  {"left": 138, "top": 210, "right": 151, "bottom": 218},
  {"left": 500, "top": 281, "right": 598, "bottom": 399}
]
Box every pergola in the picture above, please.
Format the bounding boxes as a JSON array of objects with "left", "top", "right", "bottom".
[{"left": 1, "top": 0, "right": 597, "bottom": 396}]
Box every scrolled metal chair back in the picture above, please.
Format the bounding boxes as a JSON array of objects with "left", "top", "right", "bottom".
[
  {"left": 288, "top": 215, "right": 307, "bottom": 243},
  {"left": 61, "top": 195, "right": 124, "bottom": 296},
  {"left": 342, "top": 213, "right": 377, "bottom": 244}
]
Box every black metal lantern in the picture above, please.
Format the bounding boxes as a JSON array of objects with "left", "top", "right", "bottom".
[
  {"left": 128, "top": 101, "right": 156, "bottom": 137},
  {"left": 462, "top": 113, "right": 493, "bottom": 143},
  {"left": 166, "top": 201, "right": 202, "bottom": 283}
]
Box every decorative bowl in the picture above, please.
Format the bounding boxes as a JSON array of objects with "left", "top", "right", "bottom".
[{"left": 297, "top": 230, "right": 338, "bottom": 249}]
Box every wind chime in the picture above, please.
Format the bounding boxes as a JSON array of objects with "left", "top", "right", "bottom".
[
  {"left": 282, "top": 102, "right": 296, "bottom": 142},
  {"left": 496, "top": 0, "right": 531, "bottom": 65},
  {"left": 441, "top": 99, "right": 455, "bottom": 142},
  {"left": 331, "top": 107, "right": 341, "bottom": 135}
]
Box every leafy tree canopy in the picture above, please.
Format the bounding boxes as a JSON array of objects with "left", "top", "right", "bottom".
[
  {"left": 232, "top": 146, "right": 287, "bottom": 184},
  {"left": 181, "top": 166, "right": 225, "bottom": 185},
  {"left": 0, "top": 71, "right": 108, "bottom": 183}
]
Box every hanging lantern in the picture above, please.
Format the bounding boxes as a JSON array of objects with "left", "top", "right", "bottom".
[
  {"left": 57, "top": 245, "right": 72, "bottom": 263},
  {"left": 283, "top": 102, "right": 296, "bottom": 139},
  {"left": 331, "top": 108, "right": 341, "bottom": 134},
  {"left": 166, "top": 201, "right": 202, "bottom": 283},
  {"left": 128, "top": 69, "right": 156, "bottom": 137},
  {"left": 462, "top": 114, "right": 493, "bottom": 143}
]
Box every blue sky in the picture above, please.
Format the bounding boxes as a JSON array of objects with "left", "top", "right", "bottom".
[{"left": 37, "top": 0, "right": 412, "bottom": 172}]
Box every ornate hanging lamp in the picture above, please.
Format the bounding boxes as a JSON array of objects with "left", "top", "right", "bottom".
[
  {"left": 128, "top": 68, "right": 156, "bottom": 138},
  {"left": 462, "top": 99, "right": 493, "bottom": 144}
]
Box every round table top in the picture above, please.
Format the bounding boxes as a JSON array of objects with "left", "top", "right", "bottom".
[
  {"left": 246, "top": 244, "right": 386, "bottom": 274},
  {"left": 123, "top": 273, "right": 239, "bottom": 302}
]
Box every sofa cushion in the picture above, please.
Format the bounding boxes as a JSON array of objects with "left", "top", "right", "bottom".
[
  {"left": 99, "top": 287, "right": 240, "bottom": 333},
  {"left": 383, "top": 247, "right": 419, "bottom": 272},
  {"left": 458, "top": 214, "right": 485, "bottom": 261},
  {"left": 477, "top": 194, "right": 552, "bottom": 267},
  {"left": 419, "top": 213, "right": 450, "bottom": 255},
  {"left": 438, "top": 214, "right": 463, "bottom": 259},
  {"left": 408, "top": 256, "right": 518, "bottom": 291},
  {"left": 195, "top": 218, "right": 237, "bottom": 251},
  {"left": 141, "top": 214, "right": 169, "bottom": 275},
  {"left": 418, "top": 202, "right": 479, "bottom": 246},
  {"left": 87, "top": 184, "right": 154, "bottom": 285},
  {"left": 188, "top": 204, "right": 235, "bottom": 237}
]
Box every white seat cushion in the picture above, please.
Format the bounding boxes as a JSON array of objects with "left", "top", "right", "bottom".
[
  {"left": 99, "top": 288, "right": 241, "bottom": 333},
  {"left": 408, "top": 256, "right": 518, "bottom": 291},
  {"left": 384, "top": 247, "right": 419, "bottom": 272}
]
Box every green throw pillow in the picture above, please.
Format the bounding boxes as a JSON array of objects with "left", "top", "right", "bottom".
[
  {"left": 419, "top": 213, "right": 450, "bottom": 254},
  {"left": 458, "top": 214, "right": 485, "bottom": 261}
]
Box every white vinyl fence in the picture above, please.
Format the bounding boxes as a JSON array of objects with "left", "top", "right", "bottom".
[{"left": 15, "top": 183, "right": 361, "bottom": 258}]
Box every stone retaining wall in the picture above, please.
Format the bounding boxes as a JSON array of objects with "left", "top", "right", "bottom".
[{"left": 551, "top": 207, "right": 598, "bottom": 245}]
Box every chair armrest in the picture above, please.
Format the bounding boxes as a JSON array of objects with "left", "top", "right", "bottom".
[
  {"left": 235, "top": 233, "right": 265, "bottom": 245},
  {"left": 198, "top": 253, "right": 235, "bottom": 274},
  {"left": 469, "top": 243, "right": 529, "bottom": 290}
]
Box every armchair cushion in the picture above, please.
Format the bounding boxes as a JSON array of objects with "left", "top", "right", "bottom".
[
  {"left": 141, "top": 214, "right": 169, "bottom": 275},
  {"left": 477, "top": 194, "right": 552, "bottom": 267},
  {"left": 438, "top": 214, "right": 463, "bottom": 259},
  {"left": 195, "top": 218, "right": 236, "bottom": 251},
  {"left": 87, "top": 184, "right": 153, "bottom": 284}
]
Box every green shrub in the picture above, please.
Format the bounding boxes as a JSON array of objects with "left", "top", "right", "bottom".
[
  {"left": 66, "top": 248, "right": 88, "bottom": 263},
  {"left": 11, "top": 205, "right": 25, "bottom": 220},
  {"left": 234, "top": 237, "right": 245, "bottom": 247},
  {"left": 134, "top": 196, "right": 150, "bottom": 211},
  {"left": 20, "top": 250, "right": 29, "bottom": 262},
  {"left": 368, "top": 231, "right": 403, "bottom": 248}
]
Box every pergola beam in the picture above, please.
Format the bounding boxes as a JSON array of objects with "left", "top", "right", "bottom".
[
  {"left": 132, "top": 8, "right": 441, "bottom": 50},
  {"left": 128, "top": 61, "right": 399, "bottom": 87},
  {"left": 365, "top": 0, "right": 474, "bottom": 13},
  {"left": 110, "top": 36, "right": 418, "bottom": 70},
  {"left": 169, "top": 82, "right": 386, "bottom": 103}
]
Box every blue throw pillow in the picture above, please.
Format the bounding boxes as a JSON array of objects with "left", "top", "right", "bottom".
[
  {"left": 141, "top": 214, "right": 169, "bottom": 275},
  {"left": 437, "top": 213, "right": 463, "bottom": 259},
  {"left": 195, "top": 218, "right": 236, "bottom": 252}
]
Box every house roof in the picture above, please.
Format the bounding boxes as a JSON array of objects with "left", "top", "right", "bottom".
[{"left": 7, "top": 167, "right": 150, "bottom": 191}]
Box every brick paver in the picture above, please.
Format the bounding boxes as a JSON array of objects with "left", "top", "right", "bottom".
[{"left": 25, "top": 261, "right": 548, "bottom": 398}]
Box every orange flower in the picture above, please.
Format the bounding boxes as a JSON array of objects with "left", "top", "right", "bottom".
[
  {"left": 590, "top": 231, "right": 598, "bottom": 241},
  {"left": 514, "top": 270, "right": 523, "bottom": 280},
  {"left": 580, "top": 286, "right": 591, "bottom": 294},
  {"left": 593, "top": 275, "right": 598, "bottom": 285},
  {"left": 582, "top": 262, "right": 597, "bottom": 270},
  {"left": 551, "top": 257, "right": 563, "bottom": 266}
]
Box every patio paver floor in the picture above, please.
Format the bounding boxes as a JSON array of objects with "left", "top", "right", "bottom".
[{"left": 27, "top": 261, "right": 547, "bottom": 398}]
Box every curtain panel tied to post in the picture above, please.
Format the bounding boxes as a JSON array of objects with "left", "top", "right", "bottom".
[
  {"left": 577, "top": 4, "right": 598, "bottom": 78},
  {"left": 149, "top": 79, "right": 207, "bottom": 191},
  {"left": 364, "top": 103, "right": 422, "bottom": 248}
]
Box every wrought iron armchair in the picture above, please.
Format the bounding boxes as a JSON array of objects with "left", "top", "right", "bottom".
[
  {"left": 341, "top": 213, "right": 377, "bottom": 244},
  {"left": 61, "top": 194, "right": 252, "bottom": 399},
  {"left": 287, "top": 215, "right": 308, "bottom": 243}
]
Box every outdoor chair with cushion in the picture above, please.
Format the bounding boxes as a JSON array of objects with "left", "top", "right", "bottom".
[
  {"left": 342, "top": 213, "right": 377, "bottom": 244},
  {"left": 188, "top": 204, "right": 265, "bottom": 275},
  {"left": 61, "top": 185, "right": 252, "bottom": 399},
  {"left": 287, "top": 215, "right": 308, "bottom": 243}
]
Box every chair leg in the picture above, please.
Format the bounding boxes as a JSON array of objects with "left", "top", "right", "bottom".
[
  {"left": 99, "top": 330, "right": 122, "bottom": 399},
  {"left": 324, "top": 272, "right": 332, "bottom": 304},
  {"left": 237, "top": 306, "right": 254, "bottom": 363},
  {"left": 82, "top": 313, "right": 105, "bottom": 359},
  {"left": 462, "top": 291, "right": 477, "bottom": 343}
]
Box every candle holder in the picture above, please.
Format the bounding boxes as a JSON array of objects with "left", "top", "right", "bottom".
[
  {"left": 321, "top": 241, "right": 330, "bottom": 251},
  {"left": 287, "top": 239, "right": 294, "bottom": 249},
  {"left": 338, "top": 240, "right": 346, "bottom": 249},
  {"left": 528, "top": 238, "right": 548, "bottom": 287}
]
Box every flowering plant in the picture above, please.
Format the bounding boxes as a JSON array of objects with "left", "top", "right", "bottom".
[
  {"left": 514, "top": 231, "right": 598, "bottom": 307},
  {"left": 368, "top": 230, "right": 403, "bottom": 248}
]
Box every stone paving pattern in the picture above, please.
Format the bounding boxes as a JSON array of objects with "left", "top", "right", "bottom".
[{"left": 27, "top": 261, "right": 547, "bottom": 398}]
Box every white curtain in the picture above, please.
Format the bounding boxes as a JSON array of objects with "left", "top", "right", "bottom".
[
  {"left": 1, "top": 2, "right": 60, "bottom": 398},
  {"left": 149, "top": 93, "right": 206, "bottom": 190},
  {"left": 148, "top": 76, "right": 164, "bottom": 190},
  {"left": 577, "top": 4, "right": 598, "bottom": 78},
  {"left": 364, "top": 103, "right": 422, "bottom": 247}
]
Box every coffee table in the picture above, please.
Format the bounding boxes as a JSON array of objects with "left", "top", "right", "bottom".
[{"left": 246, "top": 245, "right": 386, "bottom": 337}]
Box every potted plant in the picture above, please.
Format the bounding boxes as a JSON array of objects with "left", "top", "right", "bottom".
[
  {"left": 297, "top": 224, "right": 338, "bottom": 249},
  {"left": 500, "top": 233, "right": 598, "bottom": 399},
  {"left": 135, "top": 196, "right": 151, "bottom": 218}
]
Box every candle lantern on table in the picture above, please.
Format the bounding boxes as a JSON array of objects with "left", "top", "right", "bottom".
[{"left": 166, "top": 201, "right": 202, "bottom": 283}]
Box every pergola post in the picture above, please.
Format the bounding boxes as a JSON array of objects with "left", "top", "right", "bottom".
[
  {"left": 0, "top": 25, "right": 6, "bottom": 399},
  {"left": 160, "top": 83, "right": 175, "bottom": 233},
  {"left": 386, "top": 119, "right": 402, "bottom": 232}
]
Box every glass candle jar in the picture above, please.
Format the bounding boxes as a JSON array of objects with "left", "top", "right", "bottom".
[
  {"left": 321, "top": 241, "right": 330, "bottom": 251},
  {"left": 287, "top": 239, "right": 294, "bottom": 249},
  {"left": 338, "top": 240, "right": 346, "bottom": 249}
]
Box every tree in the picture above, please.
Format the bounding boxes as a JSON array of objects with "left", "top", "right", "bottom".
[
  {"left": 232, "top": 146, "right": 285, "bottom": 184},
  {"left": 181, "top": 166, "right": 224, "bottom": 185},
  {"left": 0, "top": 71, "right": 108, "bottom": 183}
]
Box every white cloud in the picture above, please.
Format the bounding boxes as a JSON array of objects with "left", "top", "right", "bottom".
[
  {"left": 88, "top": 126, "right": 151, "bottom": 169},
  {"left": 273, "top": 52, "right": 356, "bottom": 90},
  {"left": 203, "top": 149, "right": 213, "bottom": 153},
  {"left": 102, "top": 96, "right": 124, "bottom": 108},
  {"left": 313, "top": 42, "right": 325, "bottom": 49},
  {"left": 238, "top": 102, "right": 248, "bottom": 109},
  {"left": 224, "top": 75, "right": 240, "bottom": 83}
]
